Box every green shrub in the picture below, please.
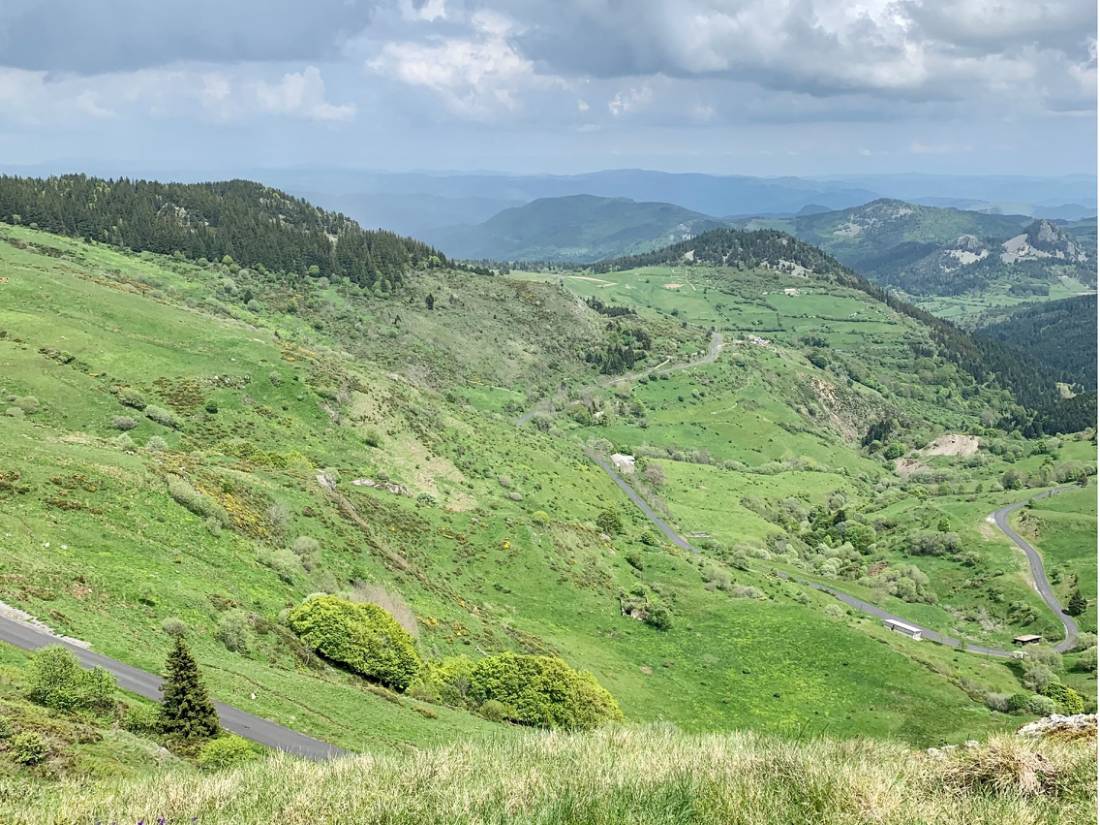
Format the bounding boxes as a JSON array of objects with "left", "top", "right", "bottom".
[
  {"left": 167, "top": 476, "right": 229, "bottom": 526},
  {"left": 477, "top": 699, "right": 516, "bottom": 723},
  {"left": 258, "top": 547, "right": 300, "bottom": 583},
  {"left": 643, "top": 604, "right": 673, "bottom": 631},
  {"left": 409, "top": 656, "right": 477, "bottom": 706},
  {"left": 145, "top": 404, "right": 180, "bottom": 429},
  {"left": 26, "top": 646, "right": 115, "bottom": 712},
  {"left": 1022, "top": 663, "right": 1055, "bottom": 692},
  {"left": 215, "top": 610, "right": 255, "bottom": 654},
  {"left": 146, "top": 435, "right": 168, "bottom": 452},
  {"left": 883, "top": 443, "right": 905, "bottom": 460},
  {"left": 161, "top": 617, "right": 188, "bottom": 638},
  {"left": 1025, "top": 694, "right": 1057, "bottom": 716},
  {"left": 287, "top": 595, "right": 421, "bottom": 691},
  {"left": 117, "top": 388, "right": 147, "bottom": 410},
  {"left": 596, "top": 510, "right": 623, "bottom": 535},
  {"left": 291, "top": 536, "right": 321, "bottom": 570},
  {"left": 111, "top": 415, "right": 138, "bottom": 431},
  {"left": 11, "top": 731, "right": 48, "bottom": 765},
  {"left": 122, "top": 703, "right": 161, "bottom": 735},
  {"left": 291, "top": 536, "right": 320, "bottom": 556},
  {"left": 0, "top": 715, "right": 12, "bottom": 739},
  {"left": 197, "top": 735, "right": 256, "bottom": 771},
  {"left": 113, "top": 433, "right": 136, "bottom": 452},
  {"left": 1041, "top": 682, "right": 1085, "bottom": 714},
  {"left": 466, "top": 652, "right": 623, "bottom": 731}
]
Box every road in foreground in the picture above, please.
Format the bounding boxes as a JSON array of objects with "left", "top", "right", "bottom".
[{"left": 0, "top": 618, "right": 345, "bottom": 760}]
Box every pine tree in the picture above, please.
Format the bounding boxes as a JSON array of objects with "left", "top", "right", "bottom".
[
  {"left": 159, "top": 637, "right": 220, "bottom": 738},
  {"left": 1067, "top": 589, "right": 1087, "bottom": 617}
]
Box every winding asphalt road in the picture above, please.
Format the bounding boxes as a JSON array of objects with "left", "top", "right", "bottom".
[
  {"left": 0, "top": 618, "right": 345, "bottom": 760},
  {"left": 586, "top": 453, "right": 1076, "bottom": 658},
  {"left": 991, "top": 486, "right": 1078, "bottom": 652}
]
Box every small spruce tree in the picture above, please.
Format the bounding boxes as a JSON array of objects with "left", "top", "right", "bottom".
[
  {"left": 1067, "top": 589, "right": 1087, "bottom": 617},
  {"left": 159, "top": 638, "right": 220, "bottom": 738}
]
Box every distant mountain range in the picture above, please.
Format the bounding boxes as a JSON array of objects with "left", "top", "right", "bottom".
[
  {"left": 418, "top": 193, "right": 1096, "bottom": 305},
  {"left": 424, "top": 194, "right": 727, "bottom": 263},
  {"left": 266, "top": 169, "right": 1095, "bottom": 238},
  {"left": 7, "top": 165, "right": 1091, "bottom": 239}
]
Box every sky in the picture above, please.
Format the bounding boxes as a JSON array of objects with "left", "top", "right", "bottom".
[{"left": 0, "top": 0, "right": 1095, "bottom": 177}]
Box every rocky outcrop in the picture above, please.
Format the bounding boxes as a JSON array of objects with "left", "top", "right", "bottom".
[{"left": 1017, "top": 714, "right": 1096, "bottom": 740}]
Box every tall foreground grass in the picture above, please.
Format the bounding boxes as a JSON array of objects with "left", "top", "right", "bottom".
[{"left": 7, "top": 726, "right": 1096, "bottom": 824}]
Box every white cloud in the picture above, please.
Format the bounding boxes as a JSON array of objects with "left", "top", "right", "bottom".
[
  {"left": 608, "top": 85, "right": 652, "bottom": 117},
  {"left": 255, "top": 66, "right": 355, "bottom": 121},
  {"left": 75, "top": 90, "right": 114, "bottom": 118},
  {"left": 0, "top": 64, "right": 355, "bottom": 126},
  {"left": 368, "top": 11, "right": 553, "bottom": 118}
]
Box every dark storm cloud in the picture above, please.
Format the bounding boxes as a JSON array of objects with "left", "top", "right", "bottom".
[{"left": 0, "top": 0, "right": 380, "bottom": 73}]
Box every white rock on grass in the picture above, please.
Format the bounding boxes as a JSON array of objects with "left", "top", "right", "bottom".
[{"left": 1017, "top": 714, "right": 1097, "bottom": 739}]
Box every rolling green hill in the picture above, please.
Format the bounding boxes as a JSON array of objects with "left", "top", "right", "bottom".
[
  {"left": 0, "top": 192, "right": 1094, "bottom": 813},
  {"left": 427, "top": 194, "right": 728, "bottom": 263}
]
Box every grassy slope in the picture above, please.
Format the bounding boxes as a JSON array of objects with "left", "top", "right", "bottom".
[
  {"left": 12, "top": 726, "right": 1097, "bottom": 825},
  {"left": 0, "top": 222, "right": 1091, "bottom": 781}
]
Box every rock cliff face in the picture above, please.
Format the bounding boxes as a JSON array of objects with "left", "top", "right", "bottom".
[{"left": 1001, "top": 220, "right": 1088, "bottom": 264}]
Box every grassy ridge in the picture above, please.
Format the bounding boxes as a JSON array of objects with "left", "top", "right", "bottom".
[{"left": 10, "top": 726, "right": 1096, "bottom": 825}]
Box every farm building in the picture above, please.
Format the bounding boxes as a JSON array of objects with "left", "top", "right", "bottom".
[
  {"left": 883, "top": 619, "right": 922, "bottom": 640},
  {"left": 1013, "top": 634, "right": 1043, "bottom": 646},
  {"left": 610, "top": 453, "right": 636, "bottom": 474}
]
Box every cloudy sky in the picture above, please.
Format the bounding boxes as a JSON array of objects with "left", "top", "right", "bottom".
[{"left": 0, "top": 0, "right": 1095, "bottom": 175}]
